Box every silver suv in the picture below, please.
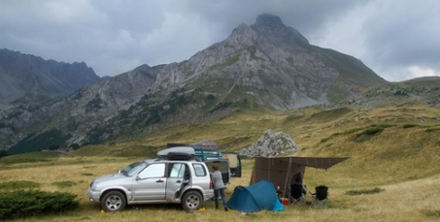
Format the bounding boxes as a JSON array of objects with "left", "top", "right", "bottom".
[{"left": 88, "top": 153, "right": 214, "bottom": 212}]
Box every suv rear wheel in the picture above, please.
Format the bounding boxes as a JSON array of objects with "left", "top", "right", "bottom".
[
  {"left": 182, "top": 191, "right": 202, "bottom": 212},
  {"left": 101, "top": 191, "right": 126, "bottom": 212}
]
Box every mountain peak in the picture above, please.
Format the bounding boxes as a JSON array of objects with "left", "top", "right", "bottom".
[
  {"left": 256, "top": 14, "right": 284, "bottom": 27},
  {"left": 252, "top": 14, "right": 310, "bottom": 47}
]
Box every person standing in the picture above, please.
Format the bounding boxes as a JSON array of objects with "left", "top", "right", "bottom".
[
  {"left": 211, "top": 165, "right": 228, "bottom": 211},
  {"left": 292, "top": 172, "right": 307, "bottom": 199}
]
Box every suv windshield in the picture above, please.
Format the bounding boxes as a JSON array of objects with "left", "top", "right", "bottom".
[{"left": 120, "top": 161, "right": 147, "bottom": 177}]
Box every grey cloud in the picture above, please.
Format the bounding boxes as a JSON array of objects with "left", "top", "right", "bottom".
[
  {"left": 176, "top": 0, "right": 366, "bottom": 37},
  {"left": 0, "top": 0, "right": 438, "bottom": 80},
  {"left": 360, "top": 0, "right": 440, "bottom": 79}
]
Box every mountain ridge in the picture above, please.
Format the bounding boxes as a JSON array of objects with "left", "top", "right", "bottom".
[
  {"left": 0, "top": 48, "right": 102, "bottom": 109},
  {"left": 1, "top": 14, "right": 437, "bottom": 154}
]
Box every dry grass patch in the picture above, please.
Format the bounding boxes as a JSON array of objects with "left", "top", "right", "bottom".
[{"left": 0, "top": 157, "right": 439, "bottom": 221}]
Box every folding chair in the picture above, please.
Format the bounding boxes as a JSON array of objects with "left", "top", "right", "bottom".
[{"left": 312, "top": 185, "right": 328, "bottom": 208}]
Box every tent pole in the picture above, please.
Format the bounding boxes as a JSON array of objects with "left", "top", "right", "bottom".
[
  {"left": 267, "top": 158, "right": 271, "bottom": 183},
  {"left": 282, "top": 157, "right": 292, "bottom": 198}
]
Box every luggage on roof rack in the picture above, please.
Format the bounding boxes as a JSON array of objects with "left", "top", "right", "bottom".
[
  {"left": 190, "top": 140, "right": 218, "bottom": 150},
  {"left": 157, "top": 147, "right": 195, "bottom": 160}
]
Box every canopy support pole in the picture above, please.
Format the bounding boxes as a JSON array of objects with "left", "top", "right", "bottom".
[{"left": 282, "top": 157, "right": 292, "bottom": 197}]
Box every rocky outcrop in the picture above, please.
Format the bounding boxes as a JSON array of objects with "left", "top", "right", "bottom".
[{"left": 239, "top": 130, "right": 300, "bottom": 157}]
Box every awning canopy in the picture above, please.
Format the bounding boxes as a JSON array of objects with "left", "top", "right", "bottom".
[
  {"left": 276, "top": 156, "right": 349, "bottom": 170},
  {"left": 250, "top": 156, "right": 349, "bottom": 198}
]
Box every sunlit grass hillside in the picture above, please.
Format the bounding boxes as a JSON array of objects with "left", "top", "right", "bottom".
[
  {"left": 75, "top": 103, "right": 440, "bottom": 185},
  {"left": 1, "top": 103, "right": 439, "bottom": 221}
]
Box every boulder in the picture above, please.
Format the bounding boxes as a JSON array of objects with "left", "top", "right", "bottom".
[{"left": 239, "top": 130, "right": 300, "bottom": 157}]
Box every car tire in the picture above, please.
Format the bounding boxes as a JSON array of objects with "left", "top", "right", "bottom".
[
  {"left": 101, "top": 190, "right": 126, "bottom": 212},
  {"left": 182, "top": 190, "right": 202, "bottom": 212}
]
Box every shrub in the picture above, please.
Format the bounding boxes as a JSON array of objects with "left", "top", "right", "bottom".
[
  {"left": 402, "top": 124, "right": 418, "bottom": 128},
  {"left": 423, "top": 209, "right": 440, "bottom": 218},
  {"left": 353, "top": 126, "right": 386, "bottom": 142},
  {"left": 0, "top": 150, "right": 9, "bottom": 158},
  {"left": 52, "top": 181, "right": 77, "bottom": 188},
  {"left": 360, "top": 127, "right": 384, "bottom": 136},
  {"left": 0, "top": 190, "right": 78, "bottom": 220},
  {"left": 8, "top": 130, "right": 70, "bottom": 154},
  {"left": 345, "top": 187, "right": 385, "bottom": 196},
  {"left": 425, "top": 127, "right": 440, "bottom": 132}
]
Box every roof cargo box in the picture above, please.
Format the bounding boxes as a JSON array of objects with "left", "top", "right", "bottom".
[
  {"left": 157, "top": 147, "right": 195, "bottom": 160},
  {"left": 165, "top": 152, "right": 194, "bottom": 160}
]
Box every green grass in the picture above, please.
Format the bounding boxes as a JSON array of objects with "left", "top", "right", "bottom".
[
  {"left": 309, "top": 107, "right": 353, "bottom": 123},
  {"left": 0, "top": 181, "right": 41, "bottom": 190},
  {"left": 320, "top": 124, "right": 393, "bottom": 143},
  {"left": 320, "top": 127, "right": 363, "bottom": 143},
  {"left": 0, "top": 151, "right": 61, "bottom": 164}
]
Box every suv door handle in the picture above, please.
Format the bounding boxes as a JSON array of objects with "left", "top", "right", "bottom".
[{"left": 156, "top": 179, "right": 164, "bottom": 183}]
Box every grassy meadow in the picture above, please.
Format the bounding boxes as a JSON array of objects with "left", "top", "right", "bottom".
[{"left": 1, "top": 103, "right": 439, "bottom": 221}]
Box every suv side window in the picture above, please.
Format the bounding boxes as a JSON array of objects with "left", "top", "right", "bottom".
[
  {"left": 138, "top": 163, "right": 165, "bottom": 179},
  {"left": 192, "top": 163, "right": 207, "bottom": 177},
  {"left": 169, "top": 163, "right": 186, "bottom": 178}
]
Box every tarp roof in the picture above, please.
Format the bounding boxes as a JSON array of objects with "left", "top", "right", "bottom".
[
  {"left": 250, "top": 156, "right": 349, "bottom": 198},
  {"left": 270, "top": 156, "right": 349, "bottom": 170}
]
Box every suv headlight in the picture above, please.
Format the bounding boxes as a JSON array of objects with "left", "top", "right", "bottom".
[{"left": 89, "top": 180, "right": 98, "bottom": 191}]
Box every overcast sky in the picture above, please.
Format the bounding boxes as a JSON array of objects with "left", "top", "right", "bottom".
[{"left": 1, "top": 0, "right": 439, "bottom": 81}]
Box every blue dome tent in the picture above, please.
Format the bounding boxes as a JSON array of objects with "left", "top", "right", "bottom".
[{"left": 227, "top": 180, "right": 285, "bottom": 212}]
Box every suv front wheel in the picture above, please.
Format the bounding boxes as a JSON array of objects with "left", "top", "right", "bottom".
[
  {"left": 101, "top": 190, "right": 126, "bottom": 212},
  {"left": 182, "top": 190, "right": 203, "bottom": 212}
]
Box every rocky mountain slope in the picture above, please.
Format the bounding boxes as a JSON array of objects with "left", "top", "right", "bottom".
[
  {"left": 354, "top": 76, "right": 440, "bottom": 107},
  {"left": 185, "top": 14, "right": 384, "bottom": 109},
  {"left": 85, "top": 14, "right": 387, "bottom": 140},
  {"left": 1, "top": 14, "right": 429, "bottom": 154},
  {"left": 0, "top": 49, "right": 101, "bottom": 109}
]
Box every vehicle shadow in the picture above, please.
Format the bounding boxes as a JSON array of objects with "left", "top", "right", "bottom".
[{"left": 125, "top": 203, "right": 183, "bottom": 211}]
